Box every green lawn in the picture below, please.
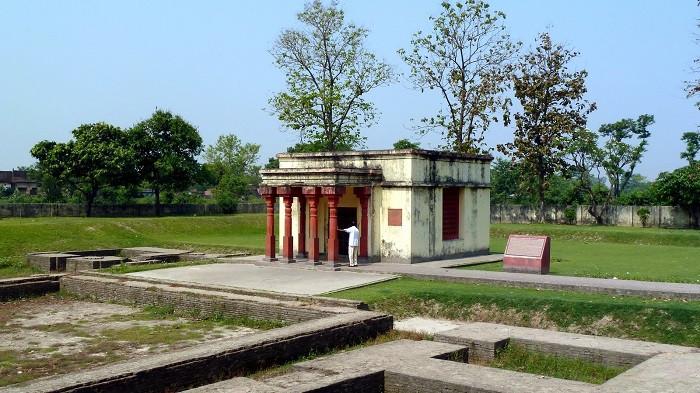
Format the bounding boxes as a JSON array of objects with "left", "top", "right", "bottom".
[
  {"left": 479, "top": 224, "right": 700, "bottom": 283},
  {"left": 0, "top": 214, "right": 267, "bottom": 278},
  {"left": 488, "top": 344, "right": 627, "bottom": 384},
  {"left": 328, "top": 277, "right": 700, "bottom": 346},
  {"left": 0, "top": 216, "right": 698, "bottom": 283}
]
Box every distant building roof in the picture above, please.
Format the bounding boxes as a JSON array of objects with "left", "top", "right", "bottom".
[{"left": 0, "top": 170, "right": 36, "bottom": 184}]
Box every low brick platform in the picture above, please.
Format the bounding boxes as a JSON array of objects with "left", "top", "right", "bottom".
[
  {"left": 121, "top": 247, "right": 193, "bottom": 262},
  {"left": 0, "top": 275, "right": 61, "bottom": 301},
  {"left": 188, "top": 340, "right": 591, "bottom": 393},
  {"left": 1, "top": 311, "right": 392, "bottom": 393},
  {"left": 188, "top": 335, "right": 700, "bottom": 393},
  {"left": 433, "top": 322, "right": 698, "bottom": 367},
  {"left": 61, "top": 274, "right": 350, "bottom": 323},
  {"left": 65, "top": 255, "right": 125, "bottom": 273},
  {"left": 26, "top": 253, "right": 78, "bottom": 273},
  {"left": 79, "top": 271, "right": 368, "bottom": 310}
]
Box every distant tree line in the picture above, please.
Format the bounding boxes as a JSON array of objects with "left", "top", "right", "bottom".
[{"left": 9, "top": 110, "right": 261, "bottom": 216}]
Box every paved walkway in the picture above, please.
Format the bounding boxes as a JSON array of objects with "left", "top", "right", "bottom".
[
  {"left": 344, "top": 262, "right": 700, "bottom": 300},
  {"left": 127, "top": 263, "right": 397, "bottom": 296}
]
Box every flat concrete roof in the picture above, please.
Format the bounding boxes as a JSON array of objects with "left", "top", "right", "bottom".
[
  {"left": 276, "top": 148, "right": 493, "bottom": 162},
  {"left": 126, "top": 263, "right": 397, "bottom": 296}
]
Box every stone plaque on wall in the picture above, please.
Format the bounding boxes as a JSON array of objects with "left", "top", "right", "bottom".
[
  {"left": 388, "top": 209, "right": 402, "bottom": 226},
  {"left": 503, "top": 235, "right": 551, "bottom": 274}
]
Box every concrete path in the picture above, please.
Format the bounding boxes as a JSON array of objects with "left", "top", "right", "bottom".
[
  {"left": 412, "top": 253, "right": 503, "bottom": 268},
  {"left": 345, "top": 263, "right": 700, "bottom": 299},
  {"left": 127, "top": 263, "right": 397, "bottom": 296}
]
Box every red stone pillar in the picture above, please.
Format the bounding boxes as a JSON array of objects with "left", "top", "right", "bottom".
[
  {"left": 296, "top": 195, "right": 307, "bottom": 259},
  {"left": 282, "top": 195, "right": 294, "bottom": 263},
  {"left": 302, "top": 187, "right": 321, "bottom": 264},
  {"left": 277, "top": 186, "right": 296, "bottom": 263},
  {"left": 322, "top": 186, "right": 345, "bottom": 265},
  {"left": 354, "top": 186, "right": 371, "bottom": 262},
  {"left": 258, "top": 186, "right": 277, "bottom": 261}
]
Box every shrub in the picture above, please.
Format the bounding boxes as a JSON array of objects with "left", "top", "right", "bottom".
[
  {"left": 637, "top": 207, "right": 651, "bottom": 227},
  {"left": 564, "top": 206, "right": 577, "bottom": 225}
]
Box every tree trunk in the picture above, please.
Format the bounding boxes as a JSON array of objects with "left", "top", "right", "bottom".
[
  {"left": 85, "top": 187, "right": 97, "bottom": 218},
  {"left": 538, "top": 167, "right": 546, "bottom": 223},
  {"left": 588, "top": 205, "right": 605, "bottom": 225},
  {"left": 154, "top": 187, "right": 161, "bottom": 217}
]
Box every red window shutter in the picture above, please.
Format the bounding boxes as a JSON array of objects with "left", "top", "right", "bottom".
[{"left": 442, "top": 188, "right": 460, "bottom": 240}]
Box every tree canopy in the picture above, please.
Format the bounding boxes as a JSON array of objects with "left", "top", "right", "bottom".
[
  {"left": 497, "top": 32, "right": 595, "bottom": 220},
  {"left": 30, "top": 123, "right": 134, "bottom": 216},
  {"left": 269, "top": 0, "right": 394, "bottom": 151},
  {"left": 204, "top": 134, "right": 261, "bottom": 212},
  {"left": 598, "top": 114, "right": 654, "bottom": 198},
  {"left": 129, "top": 110, "right": 203, "bottom": 216},
  {"left": 392, "top": 139, "right": 421, "bottom": 150},
  {"left": 399, "top": 0, "right": 518, "bottom": 154},
  {"left": 681, "top": 131, "right": 700, "bottom": 165}
]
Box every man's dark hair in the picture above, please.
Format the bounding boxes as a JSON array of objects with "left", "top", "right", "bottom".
[{"left": 351, "top": 221, "right": 356, "bottom": 226}]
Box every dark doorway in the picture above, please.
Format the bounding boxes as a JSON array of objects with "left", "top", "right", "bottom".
[{"left": 336, "top": 207, "right": 357, "bottom": 256}]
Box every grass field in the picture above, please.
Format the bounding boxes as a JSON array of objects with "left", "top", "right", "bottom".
[
  {"left": 487, "top": 344, "right": 627, "bottom": 384},
  {"left": 0, "top": 215, "right": 698, "bottom": 282},
  {"left": 328, "top": 277, "right": 700, "bottom": 347},
  {"left": 484, "top": 224, "right": 700, "bottom": 283},
  {"left": 0, "top": 214, "right": 267, "bottom": 278}
]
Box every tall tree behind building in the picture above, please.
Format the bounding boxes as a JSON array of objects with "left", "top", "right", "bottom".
[
  {"left": 498, "top": 32, "right": 595, "bottom": 222},
  {"left": 269, "top": 0, "right": 394, "bottom": 151},
  {"left": 399, "top": 0, "right": 519, "bottom": 154}
]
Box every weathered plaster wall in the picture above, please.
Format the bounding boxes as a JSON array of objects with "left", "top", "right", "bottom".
[
  {"left": 407, "top": 187, "right": 490, "bottom": 263},
  {"left": 278, "top": 152, "right": 490, "bottom": 187},
  {"left": 378, "top": 187, "right": 413, "bottom": 263},
  {"left": 273, "top": 151, "right": 492, "bottom": 263}
]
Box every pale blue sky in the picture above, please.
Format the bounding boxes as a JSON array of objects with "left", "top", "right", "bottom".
[{"left": 1, "top": 1, "right": 697, "bottom": 178}]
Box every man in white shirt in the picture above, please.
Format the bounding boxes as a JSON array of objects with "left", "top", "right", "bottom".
[{"left": 340, "top": 221, "right": 360, "bottom": 267}]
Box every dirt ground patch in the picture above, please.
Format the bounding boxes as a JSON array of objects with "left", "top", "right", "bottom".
[{"left": 0, "top": 294, "right": 261, "bottom": 387}]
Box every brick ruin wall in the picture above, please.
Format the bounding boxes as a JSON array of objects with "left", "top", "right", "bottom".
[{"left": 60, "top": 275, "right": 331, "bottom": 323}]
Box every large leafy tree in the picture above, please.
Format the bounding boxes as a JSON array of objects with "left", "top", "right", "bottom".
[
  {"left": 498, "top": 32, "right": 595, "bottom": 221},
  {"left": 655, "top": 163, "right": 700, "bottom": 227},
  {"left": 566, "top": 129, "right": 610, "bottom": 224},
  {"left": 399, "top": 0, "right": 518, "bottom": 154},
  {"left": 204, "top": 134, "right": 261, "bottom": 212},
  {"left": 566, "top": 116, "right": 654, "bottom": 224},
  {"left": 269, "top": 0, "right": 393, "bottom": 151},
  {"left": 30, "top": 123, "right": 134, "bottom": 216},
  {"left": 681, "top": 131, "right": 700, "bottom": 165},
  {"left": 129, "top": 110, "right": 203, "bottom": 216},
  {"left": 598, "top": 115, "right": 654, "bottom": 198}
]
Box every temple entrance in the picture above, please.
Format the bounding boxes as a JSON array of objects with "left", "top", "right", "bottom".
[{"left": 337, "top": 207, "right": 357, "bottom": 256}]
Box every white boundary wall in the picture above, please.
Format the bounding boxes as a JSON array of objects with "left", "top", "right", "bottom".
[{"left": 491, "top": 204, "right": 700, "bottom": 228}]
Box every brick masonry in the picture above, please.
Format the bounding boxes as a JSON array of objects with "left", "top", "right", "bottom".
[
  {"left": 1, "top": 311, "right": 392, "bottom": 393},
  {"left": 433, "top": 322, "right": 699, "bottom": 368},
  {"left": 188, "top": 335, "right": 700, "bottom": 393},
  {"left": 0, "top": 275, "right": 61, "bottom": 301},
  {"left": 60, "top": 275, "right": 337, "bottom": 323},
  {"left": 80, "top": 271, "right": 368, "bottom": 310}
]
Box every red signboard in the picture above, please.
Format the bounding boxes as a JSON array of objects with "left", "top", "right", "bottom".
[{"left": 503, "top": 235, "right": 551, "bottom": 274}]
